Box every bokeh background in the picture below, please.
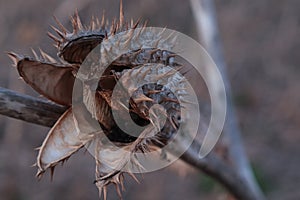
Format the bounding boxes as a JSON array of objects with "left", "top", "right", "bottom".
[{"left": 0, "top": 0, "right": 299, "bottom": 199}]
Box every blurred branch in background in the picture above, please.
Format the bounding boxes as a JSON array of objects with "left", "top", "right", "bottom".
[{"left": 190, "top": 0, "right": 265, "bottom": 199}]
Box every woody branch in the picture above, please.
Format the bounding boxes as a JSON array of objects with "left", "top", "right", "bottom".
[{"left": 189, "top": 0, "right": 266, "bottom": 199}]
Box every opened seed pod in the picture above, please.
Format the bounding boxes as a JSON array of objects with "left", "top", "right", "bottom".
[{"left": 8, "top": 1, "right": 198, "bottom": 199}]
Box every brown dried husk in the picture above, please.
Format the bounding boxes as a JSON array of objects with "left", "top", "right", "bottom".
[{"left": 8, "top": 1, "right": 193, "bottom": 199}]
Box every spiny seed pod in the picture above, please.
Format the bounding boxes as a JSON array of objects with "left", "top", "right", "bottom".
[{"left": 8, "top": 1, "right": 194, "bottom": 199}]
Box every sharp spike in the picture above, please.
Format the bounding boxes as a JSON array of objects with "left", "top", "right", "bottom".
[
  {"left": 153, "top": 38, "right": 160, "bottom": 48},
  {"left": 123, "top": 30, "right": 134, "bottom": 46},
  {"left": 45, "top": 53, "right": 57, "bottom": 63},
  {"left": 39, "top": 48, "right": 47, "bottom": 60},
  {"left": 117, "top": 101, "right": 129, "bottom": 112},
  {"left": 147, "top": 90, "right": 161, "bottom": 94},
  {"left": 6, "top": 52, "right": 20, "bottom": 66},
  {"left": 120, "top": 174, "right": 125, "bottom": 191},
  {"left": 132, "top": 18, "right": 141, "bottom": 29},
  {"left": 52, "top": 43, "right": 59, "bottom": 48},
  {"left": 47, "top": 32, "right": 61, "bottom": 44},
  {"left": 34, "top": 146, "right": 41, "bottom": 151},
  {"left": 39, "top": 48, "right": 57, "bottom": 63},
  {"left": 106, "top": 19, "right": 109, "bottom": 28},
  {"left": 116, "top": 21, "right": 120, "bottom": 33},
  {"left": 6, "top": 51, "right": 17, "bottom": 59},
  {"left": 119, "top": 0, "right": 124, "bottom": 27},
  {"left": 180, "top": 99, "right": 195, "bottom": 105},
  {"left": 115, "top": 183, "right": 122, "bottom": 199},
  {"left": 167, "top": 68, "right": 179, "bottom": 76},
  {"left": 130, "top": 18, "right": 134, "bottom": 27},
  {"left": 135, "top": 26, "right": 144, "bottom": 39},
  {"left": 152, "top": 137, "right": 165, "bottom": 146},
  {"left": 96, "top": 182, "right": 102, "bottom": 199},
  {"left": 75, "top": 10, "right": 83, "bottom": 30},
  {"left": 110, "top": 19, "right": 115, "bottom": 35},
  {"left": 101, "top": 11, "right": 106, "bottom": 29},
  {"left": 50, "top": 25, "right": 65, "bottom": 39},
  {"left": 31, "top": 163, "right": 37, "bottom": 167},
  {"left": 53, "top": 15, "right": 68, "bottom": 34},
  {"left": 50, "top": 166, "right": 55, "bottom": 181},
  {"left": 127, "top": 172, "right": 140, "bottom": 183},
  {"left": 132, "top": 158, "right": 145, "bottom": 172},
  {"left": 43, "top": 53, "right": 57, "bottom": 63},
  {"left": 36, "top": 170, "right": 43, "bottom": 180},
  {"left": 96, "top": 17, "right": 100, "bottom": 27},
  {"left": 90, "top": 15, "right": 96, "bottom": 30},
  {"left": 133, "top": 95, "right": 154, "bottom": 104},
  {"left": 169, "top": 116, "right": 178, "bottom": 129},
  {"left": 103, "top": 186, "right": 107, "bottom": 200},
  {"left": 113, "top": 22, "right": 118, "bottom": 35},
  {"left": 71, "top": 16, "right": 78, "bottom": 34},
  {"left": 164, "top": 97, "right": 179, "bottom": 104},
  {"left": 143, "top": 20, "right": 148, "bottom": 28}
]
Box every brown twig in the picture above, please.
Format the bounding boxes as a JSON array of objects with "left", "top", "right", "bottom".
[{"left": 0, "top": 87, "right": 66, "bottom": 127}]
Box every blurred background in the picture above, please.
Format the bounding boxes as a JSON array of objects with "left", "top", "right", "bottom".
[{"left": 0, "top": 0, "right": 299, "bottom": 199}]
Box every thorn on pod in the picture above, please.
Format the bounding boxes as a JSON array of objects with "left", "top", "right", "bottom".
[
  {"left": 53, "top": 15, "right": 68, "bottom": 34},
  {"left": 6, "top": 52, "right": 22, "bottom": 66},
  {"left": 50, "top": 25, "right": 65, "bottom": 39}
]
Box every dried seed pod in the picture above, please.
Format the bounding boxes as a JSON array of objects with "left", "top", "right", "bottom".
[{"left": 8, "top": 1, "right": 196, "bottom": 199}]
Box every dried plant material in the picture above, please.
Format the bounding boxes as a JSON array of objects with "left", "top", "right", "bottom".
[
  {"left": 8, "top": 52, "right": 75, "bottom": 106},
  {"left": 8, "top": 1, "right": 192, "bottom": 199},
  {"left": 36, "top": 108, "right": 92, "bottom": 178}
]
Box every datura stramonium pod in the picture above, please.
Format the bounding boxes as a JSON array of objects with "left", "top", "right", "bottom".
[{"left": 8, "top": 1, "right": 197, "bottom": 199}]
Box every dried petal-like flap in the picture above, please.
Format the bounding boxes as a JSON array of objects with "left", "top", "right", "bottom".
[
  {"left": 9, "top": 53, "right": 75, "bottom": 106},
  {"left": 49, "top": 12, "right": 105, "bottom": 64},
  {"left": 59, "top": 34, "right": 105, "bottom": 64},
  {"left": 36, "top": 108, "right": 90, "bottom": 177}
]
